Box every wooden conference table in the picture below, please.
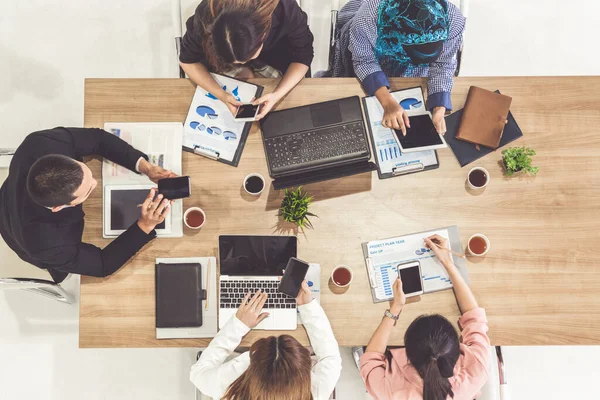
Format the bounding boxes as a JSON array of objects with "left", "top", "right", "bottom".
[{"left": 80, "top": 77, "right": 600, "bottom": 348}]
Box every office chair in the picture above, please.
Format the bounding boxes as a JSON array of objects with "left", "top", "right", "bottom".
[
  {"left": 171, "top": 0, "right": 185, "bottom": 78},
  {"left": 327, "top": 0, "right": 469, "bottom": 76},
  {"left": 0, "top": 277, "right": 73, "bottom": 304},
  {"left": 0, "top": 168, "right": 73, "bottom": 304}
]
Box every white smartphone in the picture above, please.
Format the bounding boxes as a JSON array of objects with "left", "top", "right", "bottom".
[
  {"left": 396, "top": 261, "right": 424, "bottom": 297},
  {"left": 234, "top": 104, "right": 260, "bottom": 122}
]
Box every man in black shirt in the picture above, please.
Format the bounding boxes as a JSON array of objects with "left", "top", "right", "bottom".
[{"left": 0, "top": 127, "right": 175, "bottom": 283}]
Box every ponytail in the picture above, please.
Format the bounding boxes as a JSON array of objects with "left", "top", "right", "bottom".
[
  {"left": 422, "top": 359, "right": 453, "bottom": 400},
  {"left": 404, "top": 315, "right": 461, "bottom": 400}
]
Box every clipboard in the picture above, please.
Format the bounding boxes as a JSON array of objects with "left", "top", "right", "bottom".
[
  {"left": 182, "top": 74, "right": 264, "bottom": 167},
  {"left": 361, "top": 225, "right": 469, "bottom": 303},
  {"left": 362, "top": 86, "right": 439, "bottom": 179}
]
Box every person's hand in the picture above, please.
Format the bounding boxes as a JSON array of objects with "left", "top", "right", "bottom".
[
  {"left": 138, "top": 159, "right": 177, "bottom": 184},
  {"left": 296, "top": 280, "right": 313, "bottom": 306},
  {"left": 390, "top": 278, "right": 406, "bottom": 315},
  {"left": 432, "top": 106, "right": 447, "bottom": 135},
  {"left": 254, "top": 92, "right": 283, "bottom": 121},
  {"left": 381, "top": 95, "right": 410, "bottom": 135},
  {"left": 424, "top": 234, "right": 453, "bottom": 268},
  {"left": 137, "top": 188, "right": 173, "bottom": 234},
  {"left": 219, "top": 92, "right": 244, "bottom": 116},
  {"left": 236, "top": 290, "right": 269, "bottom": 329}
]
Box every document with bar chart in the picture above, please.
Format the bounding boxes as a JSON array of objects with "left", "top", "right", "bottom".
[{"left": 362, "top": 87, "right": 439, "bottom": 179}]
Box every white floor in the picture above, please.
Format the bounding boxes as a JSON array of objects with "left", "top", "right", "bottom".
[{"left": 2, "top": 0, "right": 600, "bottom": 399}]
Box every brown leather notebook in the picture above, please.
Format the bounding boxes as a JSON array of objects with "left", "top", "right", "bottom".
[{"left": 456, "top": 86, "right": 512, "bottom": 149}]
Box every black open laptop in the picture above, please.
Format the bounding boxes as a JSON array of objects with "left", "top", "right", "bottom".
[{"left": 260, "top": 96, "right": 376, "bottom": 189}]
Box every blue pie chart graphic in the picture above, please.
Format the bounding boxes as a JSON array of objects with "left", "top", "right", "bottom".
[
  {"left": 189, "top": 121, "right": 207, "bottom": 131},
  {"left": 196, "top": 105, "right": 218, "bottom": 119},
  {"left": 223, "top": 131, "right": 237, "bottom": 141},
  {"left": 207, "top": 126, "right": 222, "bottom": 135},
  {"left": 399, "top": 98, "right": 422, "bottom": 110}
]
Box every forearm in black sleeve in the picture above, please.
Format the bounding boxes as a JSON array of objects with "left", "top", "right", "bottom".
[
  {"left": 58, "top": 127, "right": 148, "bottom": 173},
  {"left": 51, "top": 223, "right": 156, "bottom": 278}
]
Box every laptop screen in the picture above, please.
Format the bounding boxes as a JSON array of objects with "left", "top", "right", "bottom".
[{"left": 219, "top": 235, "right": 297, "bottom": 276}]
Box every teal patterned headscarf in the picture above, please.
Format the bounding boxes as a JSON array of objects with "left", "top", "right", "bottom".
[{"left": 375, "top": 0, "right": 449, "bottom": 72}]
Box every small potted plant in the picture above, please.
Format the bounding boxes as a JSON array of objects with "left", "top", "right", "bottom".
[
  {"left": 280, "top": 187, "right": 317, "bottom": 228},
  {"left": 501, "top": 146, "right": 539, "bottom": 176}
]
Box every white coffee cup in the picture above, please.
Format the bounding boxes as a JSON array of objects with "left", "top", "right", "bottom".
[
  {"left": 467, "top": 234, "right": 490, "bottom": 257},
  {"left": 331, "top": 265, "right": 354, "bottom": 288},
  {"left": 184, "top": 207, "right": 206, "bottom": 229},
  {"left": 467, "top": 167, "right": 490, "bottom": 190},
  {"left": 243, "top": 173, "right": 266, "bottom": 196}
]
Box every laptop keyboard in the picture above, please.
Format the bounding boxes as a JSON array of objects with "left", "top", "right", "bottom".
[
  {"left": 220, "top": 280, "right": 297, "bottom": 309},
  {"left": 265, "top": 121, "right": 369, "bottom": 171}
]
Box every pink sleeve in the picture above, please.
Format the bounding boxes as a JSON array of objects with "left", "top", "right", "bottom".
[
  {"left": 359, "top": 352, "right": 394, "bottom": 400},
  {"left": 458, "top": 308, "right": 491, "bottom": 369}
]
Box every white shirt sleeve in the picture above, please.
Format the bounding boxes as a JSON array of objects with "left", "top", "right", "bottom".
[
  {"left": 135, "top": 157, "right": 144, "bottom": 172},
  {"left": 299, "top": 300, "right": 343, "bottom": 400},
  {"left": 189, "top": 315, "right": 252, "bottom": 399}
]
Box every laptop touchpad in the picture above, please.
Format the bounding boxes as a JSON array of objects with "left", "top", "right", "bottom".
[{"left": 310, "top": 104, "right": 342, "bottom": 127}]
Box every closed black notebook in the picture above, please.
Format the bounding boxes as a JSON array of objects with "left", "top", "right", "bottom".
[
  {"left": 155, "top": 263, "right": 206, "bottom": 328},
  {"left": 445, "top": 91, "right": 523, "bottom": 167}
]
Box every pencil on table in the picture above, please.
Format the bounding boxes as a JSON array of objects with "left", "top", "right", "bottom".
[
  {"left": 432, "top": 241, "right": 466, "bottom": 259},
  {"left": 205, "top": 258, "right": 211, "bottom": 311}
]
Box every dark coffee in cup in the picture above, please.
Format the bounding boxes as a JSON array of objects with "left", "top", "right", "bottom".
[
  {"left": 469, "top": 169, "right": 487, "bottom": 187},
  {"left": 245, "top": 176, "right": 264, "bottom": 194},
  {"left": 243, "top": 173, "right": 265, "bottom": 195},
  {"left": 467, "top": 167, "right": 490, "bottom": 190}
]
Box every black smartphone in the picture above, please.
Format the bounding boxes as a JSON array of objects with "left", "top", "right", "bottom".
[
  {"left": 157, "top": 176, "right": 191, "bottom": 200},
  {"left": 234, "top": 104, "right": 260, "bottom": 121},
  {"left": 278, "top": 257, "right": 310, "bottom": 297}
]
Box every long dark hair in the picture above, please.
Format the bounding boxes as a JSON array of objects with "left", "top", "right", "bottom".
[
  {"left": 404, "top": 315, "right": 460, "bottom": 400},
  {"left": 223, "top": 334, "right": 313, "bottom": 400},
  {"left": 194, "top": 0, "right": 279, "bottom": 72}
]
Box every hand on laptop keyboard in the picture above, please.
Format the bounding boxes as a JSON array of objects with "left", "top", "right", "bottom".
[{"left": 235, "top": 290, "right": 269, "bottom": 329}]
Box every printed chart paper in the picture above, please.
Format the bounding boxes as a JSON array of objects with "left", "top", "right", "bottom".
[
  {"left": 102, "top": 122, "right": 183, "bottom": 238},
  {"left": 364, "top": 87, "right": 437, "bottom": 174},
  {"left": 183, "top": 74, "right": 258, "bottom": 162},
  {"left": 367, "top": 229, "right": 454, "bottom": 300}
]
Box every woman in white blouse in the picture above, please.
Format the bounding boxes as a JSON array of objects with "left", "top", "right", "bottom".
[{"left": 190, "top": 281, "right": 342, "bottom": 400}]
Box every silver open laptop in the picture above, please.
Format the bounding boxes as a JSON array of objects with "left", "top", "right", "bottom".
[{"left": 218, "top": 235, "right": 298, "bottom": 330}]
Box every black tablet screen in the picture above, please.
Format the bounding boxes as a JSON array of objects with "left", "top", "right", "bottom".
[
  {"left": 394, "top": 114, "right": 443, "bottom": 150},
  {"left": 111, "top": 189, "right": 166, "bottom": 231}
]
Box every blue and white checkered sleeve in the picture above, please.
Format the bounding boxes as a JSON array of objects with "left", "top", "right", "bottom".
[
  {"left": 348, "top": 0, "right": 389, "bottom": 96},
  {"left": 427, "top": 5, "right": 466, "bottom": 111}
]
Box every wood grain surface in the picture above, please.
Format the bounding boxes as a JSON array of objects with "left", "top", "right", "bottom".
[{"left": 80, "top": 77, "right": 600, "bottom": 348}]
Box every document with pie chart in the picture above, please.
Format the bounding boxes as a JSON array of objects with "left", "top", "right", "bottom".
[{"left": 183, "top": 73, "right": 263, "bottom": 166}]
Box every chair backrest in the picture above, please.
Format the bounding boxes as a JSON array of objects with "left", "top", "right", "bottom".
[{"left": 0, "top": 169, "right": 53, "bottom": 281}]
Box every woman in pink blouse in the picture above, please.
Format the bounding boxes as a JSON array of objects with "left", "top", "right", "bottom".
[{"left": 360, "top": 234, "right": 490, "bottom": 400}]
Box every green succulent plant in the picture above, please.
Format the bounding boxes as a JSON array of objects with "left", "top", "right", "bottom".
[
  {"left": 502, "top": 146, "right": 539, "bottom": 176},
  {"left": 280, "top": 187, "right": 317, "bottom": 228}
]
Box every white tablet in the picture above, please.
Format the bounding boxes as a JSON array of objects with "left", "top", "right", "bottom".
[
  {"left": 103, "top": 184, "right": 172, "bottom": 238},
  {"left": 393, "top": 112, "right": 448, "bottom": 153}
]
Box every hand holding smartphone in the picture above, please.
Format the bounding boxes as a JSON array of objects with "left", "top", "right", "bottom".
[
  {"left": 234, "top": 104, "right": 260, "bottom": 122},
  {"left": 279, "top": 257, "right": 310, "bottom": 297},
  {"left": 396, "top": 261, "right": 424, "bottom": 297},
  {"left": 157, "top": 176, "right": 191, "bottom": 200}
]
